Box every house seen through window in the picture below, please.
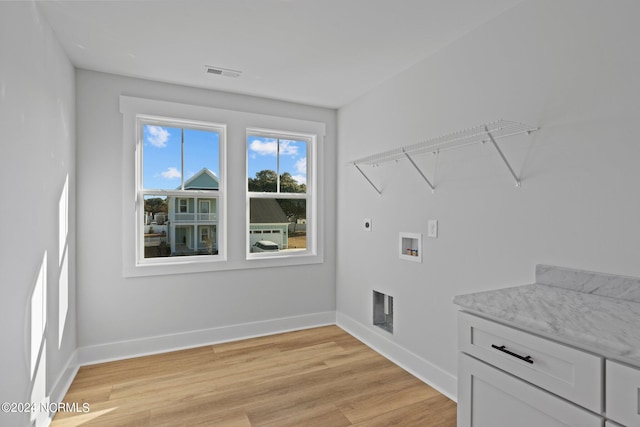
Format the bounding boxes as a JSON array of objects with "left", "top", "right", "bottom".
[
  {"left": 247, "top": 130, "right": 312, "bottom": 256},
  {"left": 140, "top": 118, "right": 223, "bottom": 260}
]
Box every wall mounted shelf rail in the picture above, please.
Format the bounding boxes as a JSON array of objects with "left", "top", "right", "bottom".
[{"left": 352, "top": 120, "right": 538, "bottom": 194}]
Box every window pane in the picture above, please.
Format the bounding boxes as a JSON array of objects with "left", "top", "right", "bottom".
[
  {"left": 249, "top": 198, "right": 306, "bottom": 253},
  {"left": 279, "top": 139, "right": 307, "bottom": 194},
  {"left": 143, "top": 195, "right": 170, "bottom": 258},
  {"left": 247, "top": 136, "right": 278, "bottom": 192},
  {"left": 184, "top": 128, "right": 220, "bottom": 190},
  {"left": 247, "top": 136, "right": 307, "bottom": 193},
  {"left": 142, "top": 125, "right": 182, "bottom": 190},
  {"left": 143, "top": 194, "right": 218, "bottom": 258}
]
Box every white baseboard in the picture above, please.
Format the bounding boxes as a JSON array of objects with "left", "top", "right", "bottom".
[
  {"left": 49, "top": 349, "right": 79, "bottom": 403},
  {"left": 77, "top": 311, "right": 336, "bottom": 366},
  {"left": 336, "top": 312, "right": 457, "bottom": 402}
]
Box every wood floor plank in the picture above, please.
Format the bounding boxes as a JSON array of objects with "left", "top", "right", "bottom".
[
  {"left": 249, "top": 403, "right": 352, "bottom": 427},
  {"left": 51, "top": 326, "right": 456, "bottom": 426},
  {"left": 351, "top": 394, "right": 457, "bottom": 427}
]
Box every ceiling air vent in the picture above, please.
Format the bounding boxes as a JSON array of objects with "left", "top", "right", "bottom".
[{"left": 205, "top": 65, "right": 241, "bottom": 78}]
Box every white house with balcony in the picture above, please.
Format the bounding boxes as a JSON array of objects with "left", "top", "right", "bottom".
[{"left": 167, "top": 168, "right": 219, "bottom": 255}]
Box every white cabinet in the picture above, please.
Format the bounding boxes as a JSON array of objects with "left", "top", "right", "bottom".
[
  {"left": 458, "top": 353, "right": 602, "bottom": 427},
  {"left": 606, "top": 360, "right": 640, "bottom": 427},
  {"left": 457, "top": 312, "right": 605, "bottom": 427},
  {"left": 458, "top": 312, "right": 602, "bottom": 411},
  {"left": 458, "top": 311, "right": 640, "bottom": 427}
]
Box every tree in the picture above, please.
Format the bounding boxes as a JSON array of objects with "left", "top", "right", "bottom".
[
  {"left": 248, "top": 170, "right": 277, "bottom": 192},
  {"left": 248, "top": 170, "right": 306, "bottom": 194},
  {"left": 277, "top": 199, "right": 305, "bottom": 231},
  {"left": 144, "top": 197, "right": 168, "bottom": 215},
  {"left": 279, "top": 172, "right": 306, "bottom": 193}
]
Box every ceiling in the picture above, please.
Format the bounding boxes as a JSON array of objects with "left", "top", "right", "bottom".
[{"left": 37, "top": 0, "right": 521, "bottom": 109}]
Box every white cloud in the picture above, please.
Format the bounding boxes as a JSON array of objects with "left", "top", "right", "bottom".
[
  {"left": 160, "top": 167, "right": 181, "bottom": 179},
  {"left": 292, "top": 174, "right": 306, "bottom": 185},
  {"left": 147, "top": 126, "right": 170, "bottom": 148},
  {"left": 249, "top": 139, "right": 277, "bottom": 156},
  {"left": 249, "top": 138, "right": 299, "bottom": 156},
  {"left": 279, "top": 140, "right": 299, "bottom": 156},
  {"left": 295, "top": 157, "right": 306, "bottom": 174}
]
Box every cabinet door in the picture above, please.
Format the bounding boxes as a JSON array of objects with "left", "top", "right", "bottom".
[
  {"left": 606, "top": 360, "right": 640, "bottom": 427},
  {"left": 458, "top": 353, "right": 602, "bottom": 427}
]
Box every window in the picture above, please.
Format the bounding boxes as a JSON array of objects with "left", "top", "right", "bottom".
[
  {"left": 179, "top": 199, "right": 188, "bottom": 213},
  {"left": 138, "top": 116, "right": 224, "bottom": 261},
  {"left": 247, "top": 129, "right": 316, "bottom": 257},
  {"left": 121, "top": 96, "right": 323, "bottom": 276},
  {"left": 200, "top": 227, "right": 209, "bottom": 243}
]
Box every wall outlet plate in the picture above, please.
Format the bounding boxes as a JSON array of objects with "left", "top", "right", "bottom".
[
  {"left": 363, "top": 218, "right": 372, "bottom": 231},
  {"left": 428, "top": 219, "right": 438, "bottom": 238}
]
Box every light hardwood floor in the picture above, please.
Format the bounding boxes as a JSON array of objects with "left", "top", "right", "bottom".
[{"left": 52, "top": 326, "right": 456, "bottom": 426}]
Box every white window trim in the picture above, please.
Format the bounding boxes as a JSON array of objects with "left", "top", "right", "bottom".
[
  {"left": 120, "top": 96, "right": 325, "bottom": 277},
  {"left": 136, "top": 116, "right": 224, "bottom": 266},
  {"left": 121, "top": 96, "right": 227, "bottom": 276},
  {"left": 246, "top": 128, "right": 317, "bottom": 261}
]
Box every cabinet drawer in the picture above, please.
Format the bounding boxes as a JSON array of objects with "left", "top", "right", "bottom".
[
  {"left": 606, "top": 360, "right": 640, "bottom": 427},
  {"left": 458, "top": 353, "right": 603, "bottom": 427},
  {"left": 458, "top": 311, "right": 603, "bottom": 412}
]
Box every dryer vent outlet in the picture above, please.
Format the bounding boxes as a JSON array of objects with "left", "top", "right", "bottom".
[{"left": 373, "top": 291, "right": 393, "bottom": 334}]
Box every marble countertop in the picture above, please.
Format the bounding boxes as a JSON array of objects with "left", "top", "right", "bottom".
[{"left": 454, "top": 282, "right": 640, "bottom": 367}]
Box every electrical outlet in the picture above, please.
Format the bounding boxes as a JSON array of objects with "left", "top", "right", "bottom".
[
  {"left": 428, "top": 219, "right": 438, "bottom": 238},
  {"left": 363, "top": 218, "right": 372, "bottom": 232}
]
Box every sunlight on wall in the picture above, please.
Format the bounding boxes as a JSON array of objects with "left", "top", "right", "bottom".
[
  {"left": 58, "top": 176, "right": 68, "bottom": 266},
  {"left": 30, "top": 252, "right": 46, "bottom": 379},
  {"left": 30, "top": 252, "right": 49, "bottom": 425},
  {"left": 58, "top": 175, "right": 69, "bottom": 349}
]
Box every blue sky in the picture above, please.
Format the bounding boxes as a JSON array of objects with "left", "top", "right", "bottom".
[
  {"left": 143, "top": 125, "right": 219, "bottom": 190},
  {"left": 247, "top": 136, "right": 307, "bottom": 186},
  {"left": 142, "top": 125, "right": 307, "bottom": 190}
]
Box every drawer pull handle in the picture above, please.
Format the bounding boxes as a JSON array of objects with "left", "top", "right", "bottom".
[{"left": 491, "top": 344, "right": 534, "bottom": 364}]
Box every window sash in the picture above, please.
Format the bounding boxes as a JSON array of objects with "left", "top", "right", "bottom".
[
  {"left": 138, "top": 190, "right": 220, "bottom": 262},
  {"left": 136, "top": 115, "right": 223, "bottom": 264},
  {"left": 246, "top": 129, "right": 314, "bottom": 258}
]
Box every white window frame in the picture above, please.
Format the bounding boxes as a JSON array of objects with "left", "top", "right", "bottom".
[
  {"left": 120, "top": 96, "right": 325, "bottom": 276},
  {"left": 246, "top": 128, "right": 317, "bottom": 260},
  {"left": 120, "top": 96, "right": 227, "bottom": 277},
  {"left": 137, "top": 115, "right": 224, "bottom": 264}
]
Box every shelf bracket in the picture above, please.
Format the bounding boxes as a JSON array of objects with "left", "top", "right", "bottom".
[
  {"left": 353, "top": 162, "right": 382, "bottom": 195},
  {"left": 402, "top": 149, "right": 435, "bottom": 193},
  {"left": 485, "top": 126, "right": 521, "bottom": 187}
]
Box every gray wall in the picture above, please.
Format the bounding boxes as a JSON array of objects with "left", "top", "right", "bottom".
[
  {"left": 0, "top": 3, "right": 77, "bottom": 426},
  {"left": 75, "top": 70, "right": 337, "bottom": 360},
  {"left": 336, "top": 0, "right": 640, "bottom": 398}
]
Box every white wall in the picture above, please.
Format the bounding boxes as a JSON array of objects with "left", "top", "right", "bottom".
[
  {"left": 336, "top": 0, "right": 640, "bottom": 398},
  {"left": 0, "top": 3, "right": 77, "bottom": 426},
  {"left": 75, "top": 70, "right": 337, "bottom": 361}
]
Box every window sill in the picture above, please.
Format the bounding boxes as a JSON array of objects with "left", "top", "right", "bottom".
[{"left": 124, "top": 253, "right": 323, "bottom": 278}]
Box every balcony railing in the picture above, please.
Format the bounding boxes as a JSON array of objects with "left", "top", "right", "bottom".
[{"left": 173, "top": 213, "right": 217, "bottom": 222}]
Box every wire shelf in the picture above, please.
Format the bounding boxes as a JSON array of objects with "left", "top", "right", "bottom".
[
  {"left": 353, "top": 120, "right": 537, "bottom": 166},
  {"left": 351, "top": 120, "right": 538, "bottom": 194}
]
